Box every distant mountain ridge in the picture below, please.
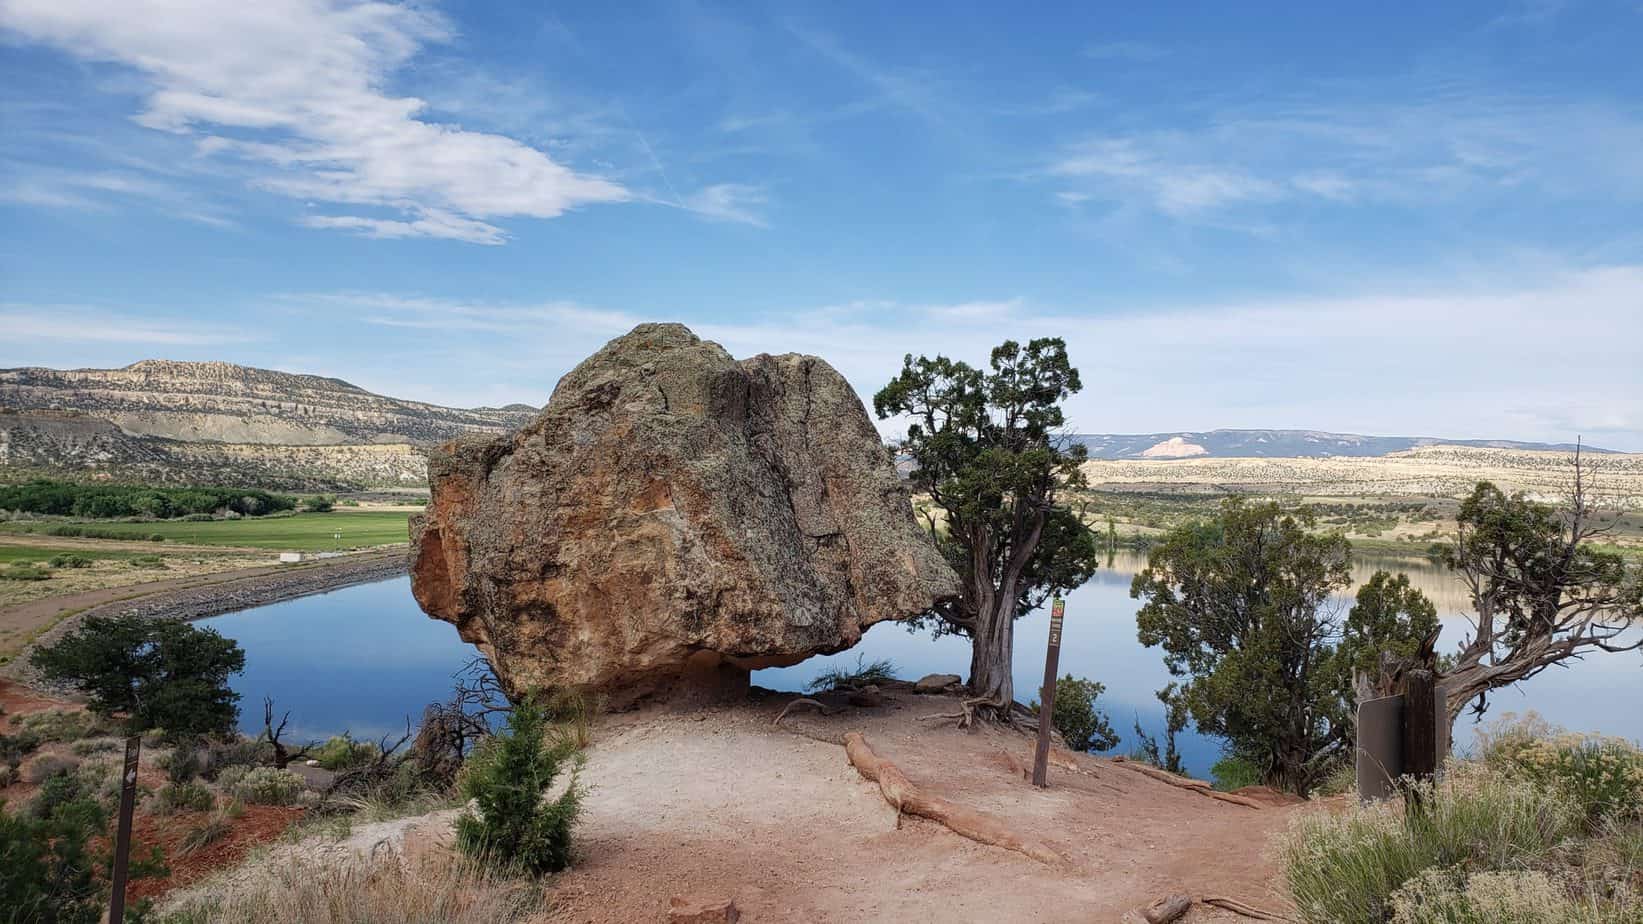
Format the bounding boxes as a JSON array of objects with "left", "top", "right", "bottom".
[
  {"left": 0, "top": 359, "right": 537, "bottom": 447},
  {"left": 1072, "top": 429, "right": 1611, "bottom": 460}
]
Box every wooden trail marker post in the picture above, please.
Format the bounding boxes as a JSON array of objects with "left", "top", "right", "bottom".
[
  {"left": 108, "top": 733, "right": 141, "bottom": 923},
  {"left": 1032, "top": 597, "right": 1066, "bottom": 788}
]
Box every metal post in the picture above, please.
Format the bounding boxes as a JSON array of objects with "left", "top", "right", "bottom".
[
  {"left": 108, "top": 733, "right": 141, "bottom": 923},
  {"left": 1031, "top": 597, "right": 1066, "bottom": 788}
]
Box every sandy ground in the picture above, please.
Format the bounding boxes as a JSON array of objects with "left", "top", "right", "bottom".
[
  {"left": 536, "top": 690, "right": 1304, "bottom": 923},
  {"left": 142, "top": 686, "right": 1310, "bottom": 922}
]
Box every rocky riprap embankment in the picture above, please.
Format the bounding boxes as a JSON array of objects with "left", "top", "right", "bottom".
[{"left": 411, "top": 323, "right": 958, "bottom": 707}]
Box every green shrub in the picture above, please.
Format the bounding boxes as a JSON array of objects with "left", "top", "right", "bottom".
[
  {"left": 1211, "top": 753, "right": 1262, "bottom": 791},
  {"left": 2, "top": 775, "right": 109, "bottom": 920},
  {"left": 806, "top": 655, "right": 897, "bottom": 692},
  {"left": 1, "top": 564, "right": 51, "bottom": 581},
  {"left": 0, "top": 479, "right": 295, "bottom": 519},
  {"left": 313, "top": 735, "right": 378, "bottom": 771},
  {"left": 214, "top": 765, "right": 250, "bottom": 794},
  {"left": 1282, "top": 766, "right": 1583, "bottom": 924},
  {"left": 19, "top": 709, "right": 105, "bottom": 743},
  {"left": 1388, "top": 867, "right": 1616, "bottom": 923},
  {"left": 204, "top": 738, "right": 272, "bottom": 778},
  {"left": 153, "top": 781, "right": 215, "bottom": 814},
  {"left": 1031, "top": 674, "right": 1119, "bottom": 753},
  {"left": 456, "top": 697, "right": 580, "bottom": 875},
  {"left": 19, "top": 752, "right": 79, "bottom": 784},
  {"left": 1485, "top": 727, "right": 1643, "bottom": 825},
  {"left": 128, "top": 554, "right": 167, "bottom": 569},
  {"left": 47, "top": 553, "right": 93, "bottom": 569},
  {"left": 1, "top": 729, "right": 43, "bottom": 767},
  {"left": 164, "top": 748, "right": 205, "bottom": 784},
  {"left": 231, "top": 767, "right": 304, "bottom": 806}
]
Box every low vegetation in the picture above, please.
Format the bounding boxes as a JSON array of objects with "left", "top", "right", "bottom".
[
  {"left": 1033, "top": 674, "right": 1118, "bottom": 753},
  {"left": 807, "top": 655, "right": 898, "bottom": 692},
  {"left": 456, "top": 696, "right": 582, "bottom": 875},
  {"left": 0, "top": 479, "right": 296, "bottom": 519},
  {"left": 1282, "top": 715, "right": 1643, "bottom": 924},
  {"left": 161, "top": 852, "right": 547, "bottom": 924},
  {"left": 0, "top": 508, "right": 411, "bottom": 550}
]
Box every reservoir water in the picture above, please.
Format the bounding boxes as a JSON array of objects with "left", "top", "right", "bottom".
[{"left": 203, "top": 552, "right": 1641, "bottom": 778}]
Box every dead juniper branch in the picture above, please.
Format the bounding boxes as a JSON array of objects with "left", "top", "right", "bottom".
[{"left": 262, "top": 697, "right": 319, "bottom": 769}]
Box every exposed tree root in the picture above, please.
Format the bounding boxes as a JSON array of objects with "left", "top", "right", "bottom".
[
  {"left": 1124, "top": 893, "right": 1294, "bottom": 923},
  {"left": 1107, "top": 756, "right": 1264, "bottom": 809},
  {"left": 843, "top": 732, "right": 1062, "bottom": 865},
  {"left": 1201, "top": 895, "right": 1294, "bottom": 921},
  {"left": 1123, "top": 893, "right": 1192, "bottom": 923},
  {"left": 772, "top": 697, "right": 833, "bottom": 726}
]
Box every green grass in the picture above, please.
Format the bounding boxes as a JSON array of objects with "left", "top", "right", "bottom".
[
  {"left": 0, "top": 546, "right": 151, "bottom": 565},
  {"left": 0, "top": 510, "right": 411, "bottom": 550}
]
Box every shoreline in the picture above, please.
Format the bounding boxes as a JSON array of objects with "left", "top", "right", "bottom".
[{"left": 2, "top": 549, "right": 409, "bottom": 689}]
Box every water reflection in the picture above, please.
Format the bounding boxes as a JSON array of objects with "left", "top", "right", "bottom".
[
  {"left": 755, "top": 550, "right": 1643, "bottom": 778},
  {"left": 201, "top": 556, "right": 1639, "bottom": 781}
]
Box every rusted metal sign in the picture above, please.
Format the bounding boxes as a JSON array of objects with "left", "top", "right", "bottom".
[{"left": 1032, "top": 597, "right": 1066, "bottom": 788}]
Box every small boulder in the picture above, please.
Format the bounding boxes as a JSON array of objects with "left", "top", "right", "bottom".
[
  {"left": 847, "top": 684, "right": 883, "bottom": 708},
  {"left": 914, "top": 673, "right": 963, "bottom": 693},
  {"left": 667, "top": 895, "right": 740, "bottom": 923}
]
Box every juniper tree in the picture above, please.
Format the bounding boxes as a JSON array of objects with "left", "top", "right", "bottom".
[{"left": 874, "top": 338, "right": 1099, "bottom": 721}]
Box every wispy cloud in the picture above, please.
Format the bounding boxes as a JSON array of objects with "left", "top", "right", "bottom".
[
  {"left": 0, "top": 305, "right": 254, "bottom": 346},
  {"left": 1083, "top": 40, "right": 1168, "bottom": 62},
  {"left": 680, "top": 183, "right": 769, "bottom": 227},
  {"left": 0, "top": 0, "right": 630, "bottom": 243},
  {"left": 1042, "top": 93, "right": 1643, "bottom": 225}
]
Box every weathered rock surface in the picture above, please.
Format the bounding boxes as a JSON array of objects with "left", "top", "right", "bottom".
[
  {"left": 914, "top": 673, "right": 964, "bottom": 694},
  {"left": 411, "top": 323, "right": 958, "bottom": 706}
]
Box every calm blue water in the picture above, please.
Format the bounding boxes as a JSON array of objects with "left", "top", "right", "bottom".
[{"left": 203, "top": 556, "right": 1642, "bottom": 778}]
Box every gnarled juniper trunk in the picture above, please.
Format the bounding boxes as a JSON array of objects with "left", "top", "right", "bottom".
[{"left": 967, "top": 597, "right": 1017, "bottom": 714}]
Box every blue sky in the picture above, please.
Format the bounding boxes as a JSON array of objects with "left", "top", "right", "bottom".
[{"left": 2, "top": 1, "right": 1641, "bottom": 448}]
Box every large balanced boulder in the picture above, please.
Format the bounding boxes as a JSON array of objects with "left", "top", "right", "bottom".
[{"left": 411, "top": 323, "right": 957, "bottom": 706}]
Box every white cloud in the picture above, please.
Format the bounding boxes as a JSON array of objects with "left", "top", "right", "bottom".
[
  {"left": 1044, "top": 95, "right": 1643, "bottom": 222},
  {"left": 681, "top": 183, "right": 769, "bottom": 227},
  {"left": 0, "top": 305, "right": 254, "bottom": 346},
  {"left": 0, "top": 0, "right": 630, "bottom": 242}
]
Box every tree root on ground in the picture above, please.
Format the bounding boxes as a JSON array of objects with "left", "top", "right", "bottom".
[
  {"left": 1107, "top": 756, "right": 1265, "bottom": 809},
  {"left": 1124, "top": 893, "right": 1294, "bottom": 923},
  {"left": 843, "top": 732, "right": 1062, "bottom": 865},
  {"left": 772, "top": 697, "right": 833, "bottom": 725}
]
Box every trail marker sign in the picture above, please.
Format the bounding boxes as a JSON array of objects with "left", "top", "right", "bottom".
[{"left": 1032, "top": 597, "right": 1066, "bottom": 788}]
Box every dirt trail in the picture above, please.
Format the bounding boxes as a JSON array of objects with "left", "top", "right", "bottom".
[{"left": 539, "top": 690, "right": 1306, "bottom": 923}]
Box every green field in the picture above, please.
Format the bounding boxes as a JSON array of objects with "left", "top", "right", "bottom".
[
  {"left": 0, "top": 510, "right": 413, "bottom": 551},
  {"left": 0, "top": 546, "right": 152, "bottom": 565}
]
